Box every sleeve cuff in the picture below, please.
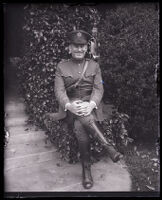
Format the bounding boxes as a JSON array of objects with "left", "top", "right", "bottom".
[
  {"left": 64, "top": 102, "right": 71, "bottom": 111},
  {"left": 90, "top": 101, "right": 98, "bottom": 109}
]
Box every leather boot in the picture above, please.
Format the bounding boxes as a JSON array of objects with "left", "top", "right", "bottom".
[
  {"left": 89, "top": 120, "right": 123, "bottom": 162},
  {"left": 78, "top": 140, "right": 93, "bottom": 189},
  {"left": 82, "top": 161, "right": 93, "bottom": 189},
  {"left": 103, "top": 143, "right": 123, "bottom": 162},
  {"left": 79, "top": 116, "right": 123, "bottom": 162}
]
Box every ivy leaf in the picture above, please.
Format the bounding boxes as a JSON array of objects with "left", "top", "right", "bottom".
[
  {"left": 151, "top": 158, "right": 159, "bottom": 162},
  {"left": 145, "top": 185, "right": 155, "bottom": 191}
]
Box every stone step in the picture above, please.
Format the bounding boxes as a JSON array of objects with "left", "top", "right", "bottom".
[
  {"left": 5, "top": 102, "right": 25, "bottom": 113},
  {"left": 4, "top": 159, "right": 81, "bottom": 192},
  {"left": 4, "top": 125, "right": 41, "bottom": 136},
  {"left": 5, "top": 116, "right": 28, "bottom": 127},
  {"left": 4, "top": 139, "right": 54, "bottom": 159},
  {"left": 4, "top": 157, "right": 131, "bottom": 192},
  {"left": 5, "top": 112, "right": 28, "bottom": 119},
  {"left": 7, "top": 130, "right": 48, "bottom": 145},
  {"left": 4, "top": 150, "right": 58, "bottom": 170}
]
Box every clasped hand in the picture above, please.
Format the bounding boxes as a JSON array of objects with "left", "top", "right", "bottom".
[{"left": 67, "top": 100, "right": 95, "bottom": 116}]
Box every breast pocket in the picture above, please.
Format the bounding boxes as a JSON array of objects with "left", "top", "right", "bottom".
[
  {"left": 61, "top": 73, "right": 74, "bottom": 86},
  {"left": 84, "top": 71, "right": 96, "bottom": 83}
]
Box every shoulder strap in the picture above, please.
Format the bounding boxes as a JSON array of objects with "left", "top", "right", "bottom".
[
  {"left": 80, "top": 60, "right": 89, "bottom": 79},
  {"left": 74, "top": 60, "right": 89, "bottom": 87}
]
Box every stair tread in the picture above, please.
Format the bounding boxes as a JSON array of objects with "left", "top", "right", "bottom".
[{"left": 5, "top": 140, "right": 54, "bottom": 158}]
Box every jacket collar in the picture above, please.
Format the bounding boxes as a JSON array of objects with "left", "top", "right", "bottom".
[{"left": 71, "top": 57, "right": 86, "bottom": 64}]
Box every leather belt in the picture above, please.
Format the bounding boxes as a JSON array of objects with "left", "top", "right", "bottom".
[{"left": 67, "top": 88, "right": 91, "bottom": 99}]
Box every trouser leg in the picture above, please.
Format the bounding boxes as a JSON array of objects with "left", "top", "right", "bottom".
[
  {"left": 76, "top": 114, "right": 123, "bottom": 162},
  {"left": 74, "top": 120, "right": 93, "bottom": 189}
]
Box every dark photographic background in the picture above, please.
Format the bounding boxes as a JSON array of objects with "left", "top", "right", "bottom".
[{"left": 4, "top": 3, "right": 25, "bottom": 101}]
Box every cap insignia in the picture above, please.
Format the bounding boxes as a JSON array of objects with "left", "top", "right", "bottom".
[{"left": 77, "top": 32, "right": 82, "bottom": 37}]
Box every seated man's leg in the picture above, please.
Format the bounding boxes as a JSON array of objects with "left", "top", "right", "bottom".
[
  {"left": 76, "top": 114, "right": 123, "bottom": 162},
  {"left": 74, "top": 119, "right": 93, "bottom": 189}
]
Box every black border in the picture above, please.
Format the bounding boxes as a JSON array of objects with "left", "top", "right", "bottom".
[
  {"left": 2, "top": 0, "right": 160, "bottom": 199},
  {"left": 4, "top": 191, "right": 161, "bottom": 198}
]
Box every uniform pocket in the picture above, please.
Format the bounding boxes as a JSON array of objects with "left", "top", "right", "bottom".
[
  {"left": 62, "top": 74, "right": 73, "bottom": 80},
  {"left": 84, "top": 71, "right": 96, "bottom": 82},
  {"left": 61, "top": 73, "right": 74, "bottom": 86},
  {"left": 85, "top": 69, "right": 96, "bottom": 77},
  {"left": 61, "top": 72, "right": 73, "bottom": 78}
]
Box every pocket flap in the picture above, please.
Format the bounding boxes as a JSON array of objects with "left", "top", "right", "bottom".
[
  {"left": 85, "top": 69, "right": 96, "bottom": 77},
  {"left": 61, "top": 71, "right": 73, "bottom": 78}
]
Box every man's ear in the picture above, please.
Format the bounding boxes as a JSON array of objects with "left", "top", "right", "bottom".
[
  {"left": 84, "top": 45, "right": 88, "bottom": 51},
  {"left": 69, "top": 45, "right": 72, "bottom": 54}
]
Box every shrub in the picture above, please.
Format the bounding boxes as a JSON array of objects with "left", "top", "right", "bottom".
[
  {"left": 98, "top": 3, "right": 159, "bottom": 141},
  {"left": 17, "top": 3, "right": 159, "bottom": 162}
]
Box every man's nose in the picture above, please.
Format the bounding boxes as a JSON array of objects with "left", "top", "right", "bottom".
[{"left": 78, "top": 46, "right": 82, "bottom": 51}]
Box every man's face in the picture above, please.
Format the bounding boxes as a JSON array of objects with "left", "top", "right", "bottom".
[{"left": 69, "top": 44, "right": 88, "bottom": 60}]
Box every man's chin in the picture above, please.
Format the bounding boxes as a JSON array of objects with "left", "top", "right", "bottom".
[{"left": 74, "top": 55, "right": 85, "bottom": 60}]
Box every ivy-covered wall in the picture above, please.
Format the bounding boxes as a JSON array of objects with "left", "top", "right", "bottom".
[{"left": 17, "top": 3, "right": 159, "bottom": 161}]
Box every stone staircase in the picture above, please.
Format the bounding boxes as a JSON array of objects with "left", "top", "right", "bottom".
[
  {"left": 4, "top": 98, "right": 57, "bottom": 170},
  {"left": 4, "top": 96, "right": 132, "bottom": 192}
]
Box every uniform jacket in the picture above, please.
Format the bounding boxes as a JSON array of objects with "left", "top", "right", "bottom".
[{"left": 54, "top": 58, "right": 105, "bottom": 121}]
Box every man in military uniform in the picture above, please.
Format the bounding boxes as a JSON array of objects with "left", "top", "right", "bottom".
[{"left": 54, "top": 30, "right": 123, "bottom": 189}]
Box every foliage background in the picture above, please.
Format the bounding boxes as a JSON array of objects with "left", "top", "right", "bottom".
[
  {"left": 17, "top": 3, "right": 159, "bottom": 161},
  {"left": 98, "top": 3, "right": 159, "bottom": 142}
]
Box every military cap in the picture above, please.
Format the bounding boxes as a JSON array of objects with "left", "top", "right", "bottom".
[{"left": 68, "top": 30, "right": 91, "bottom": 44}]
